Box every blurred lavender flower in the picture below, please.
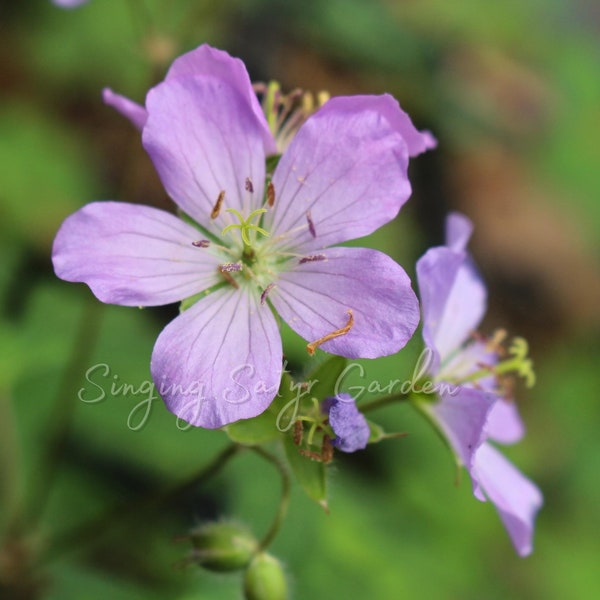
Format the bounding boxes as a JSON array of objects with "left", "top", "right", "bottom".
[
  {"left": 415, "top": 212, "right": 542, "bottom": 556},
  {"left": 52, "top": 0, "right": 89, "bottom": 7},
  {"left": 53, "top": 45, "right": 433, "bottom": 429},
  {"left": 322, "top": 394, "right": 370, "bottom": 453}
]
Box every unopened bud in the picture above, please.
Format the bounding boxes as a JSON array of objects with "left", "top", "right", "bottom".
[
  {"left": 243, "top": 553, "right": 288, "bottom": 600},
  {"left": 189, "top": 521, "right": 257, "bottom": 573}
]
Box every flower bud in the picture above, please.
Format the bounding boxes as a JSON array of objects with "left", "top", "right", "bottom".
[
  {"left": 189, "top": 521, "right": 257, "bottom": 573},
  {"left": 243, "top": 553, "right": 288, "bottom": 600}
]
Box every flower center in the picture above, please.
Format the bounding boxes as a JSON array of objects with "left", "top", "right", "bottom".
[
  {"left": 440, "top": 330, "right": 536, "bottom": 394},
  {"left": 222, "top": 208, "right": 270, "bottom": 250}
]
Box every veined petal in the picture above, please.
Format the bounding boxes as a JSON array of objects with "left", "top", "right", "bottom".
[
  {"left": 472, "top": 443, "right": 543, "bottom": 557},
  {"left": 360, "top": 94, "right": 437, "bottom": 157},
  {"left": 270, "top": 247, "right": 419, "bottom": 358},
  {"left": 151, "top": 286, "right": 282, "bottom": 428},
  {"left": 417, "top": 244, "right": 486, "bottom": 366},
  {"left": 166, "top": 44, "right": 276, "bottom": 156},
  {"left": 52, "top": 202, "right": 222, "bottom": 306},
  {"left": 266, "top": 95, "right": 416, "bottom": 252},
  {"left": 416, "top": 246, "right": 464, "bottom": 371},
  {"left": 427, "top": 386, "right": 496, "bottom": 471},
  {"left": 103, "top": 45, "right": 276, "bottom": 155},
  {"left": 103, "top": 88, "right": 147, "bottom": 130},
  {"left": 485, "top": 399, "right": 525, "bottom": 445},
  {"left": 143, "top": 76, "right": 267, "bottom": 231}
]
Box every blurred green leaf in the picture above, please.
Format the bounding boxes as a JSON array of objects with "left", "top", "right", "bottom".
[{"left": 0, "top": 103, "right": 98, "bottom": 250}]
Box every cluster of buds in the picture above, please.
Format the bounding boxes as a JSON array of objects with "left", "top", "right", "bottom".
[{"left": 186, "top": 521, "right": 287, "bottom": 600}]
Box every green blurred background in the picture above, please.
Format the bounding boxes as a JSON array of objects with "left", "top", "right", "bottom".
[{"left": 1, "top": 0, "right": 599, "bottom": 598}]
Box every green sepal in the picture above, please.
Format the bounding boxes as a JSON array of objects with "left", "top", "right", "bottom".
[
  {"left": 282, "top": 434, "right": 328, "bottom": 512},
  {"left": 367, "top": 419, "right": 408, "bottom": 444}
]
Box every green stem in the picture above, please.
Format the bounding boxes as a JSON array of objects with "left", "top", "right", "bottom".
[
  {"left": 250, "top": 447, "right": 291, "bottom": 552},
  {"left": 360, "top": 391, "right": 411, "bottom": 414},
  {"left": 41, "top": 442, "right": 243, "bottom": 564}
]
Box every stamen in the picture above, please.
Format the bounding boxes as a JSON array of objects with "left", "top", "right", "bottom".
[
  {"left": 321, "top": 435, "right": 334, "bottom": 464},
  {"left": 486, "top": 329, "right": 508, "bottom": 354},
  {"left": 218, "top": 265, "right": 239, "bottom": 288},
  {"left": 211, "top": 190, "right": 225, "bottom": 219},
  {"left": 306, "top": 210, "right": 316, "bottom": 238},
  {"left": 299, "top": 254, "right": 327, "bottom": 265},
  {"left": 245, "top": 177, "right": 254, "bottom": 193},
  {"left": 191, "top": 240, "right": 210, "bottom": 248},
  {"left": 219, "top": 262, "right": 242, "bottom": 272},
  {"left": 267, "top": 181, "right": 276, "bottom": 207},
  {"left": 306, "top": 310, "right": 354, "bottom": 356},
  {"left": 293, "top": 420, "right": 303, "bottom": 446},
  {"left": 260, "top": 283, "right": 276, "bottom": 305}
]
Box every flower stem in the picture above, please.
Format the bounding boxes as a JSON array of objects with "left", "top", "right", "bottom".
[
  {"left": 360, "top": 391, "right": 411, "bottom": 414},
  {"left": 250, "top": 447, "right": 291, "bottom": 552},
  {"left": 40, "top": 442, "right": 243, "bottom": 564}
]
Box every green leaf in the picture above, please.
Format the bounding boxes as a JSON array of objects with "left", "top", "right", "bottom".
[
  {"left": 225, "top": 372, "right": 299, "bottom": 445},
  {"left": 282, "top": 434, "right": 328, "bottom": 511}
]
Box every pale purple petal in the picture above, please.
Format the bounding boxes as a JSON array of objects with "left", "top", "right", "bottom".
[
  {"left": 416, "top": 246, "right": 464, "bottom": 371},
  {"left": 103, "top": 88, "right": 147, "bottom": 130},
  {"left": 269, "top": 247, "right": 419, "bottom": 358},
  {"left": 151, "top": 286, "right": 282, "bottom": 429},
  {"left": 358, "top": 94, "right": 436, "bottom": 157},
  {"left": 266, "top": 95, "right": 415, "bottom": 252},
  {"left": 437, "top": 340, "right": 498, "bottom": 390},
  {"left": 166, "top": 44, "right": 276, "bottom": 156},
  {"left": 445, "top": 211, "right": 473, "bottom": 252},
  {"left": 485, "top": 399, "right": 525, "bottom": 445},
  {"left": 417, "top": 245, "right": 486, "bottom": 367},
  {"left": 472, "top": 443, "right": 543, "bottom": 556},
  {"left": 143, "top": 76, "right": 267, "bottom": 230},
  {"left": 428, "top": 387, "right": 495, "bottom": 471},
  {"left": 52, "top": 202, "right": 222, "bottom": 306},
  {"left": 323, "top": 393, "right": 369, "bottom": 453}
]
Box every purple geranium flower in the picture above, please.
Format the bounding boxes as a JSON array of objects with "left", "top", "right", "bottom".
[
  {"left": 53, "top": 44, "right": 433, "bottom": 429},
  {"left": 322, "top": 394, "right": 370, "bottom": 453},
  {"left": 415, "top": 212, "right": 542, "bottom": 556}
]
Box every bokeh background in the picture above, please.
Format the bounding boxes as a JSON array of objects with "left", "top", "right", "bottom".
[{"left": 1, "top": 0, "right": 599, "bottom": 598}]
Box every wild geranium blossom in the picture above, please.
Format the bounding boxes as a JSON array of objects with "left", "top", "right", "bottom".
[
  {"left": 415, "top": 212, "right": 542, "bottom": 556},
  {"left": 53, "top": 45, "right": 434, "bottom": 429}
]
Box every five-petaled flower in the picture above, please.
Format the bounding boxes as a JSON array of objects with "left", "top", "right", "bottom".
[
  {"left": 415, "top": 212, "right": 542, "bottom": 556},
  {"left": 52, "top": 44, "right": 434, "bottom": 429}
]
